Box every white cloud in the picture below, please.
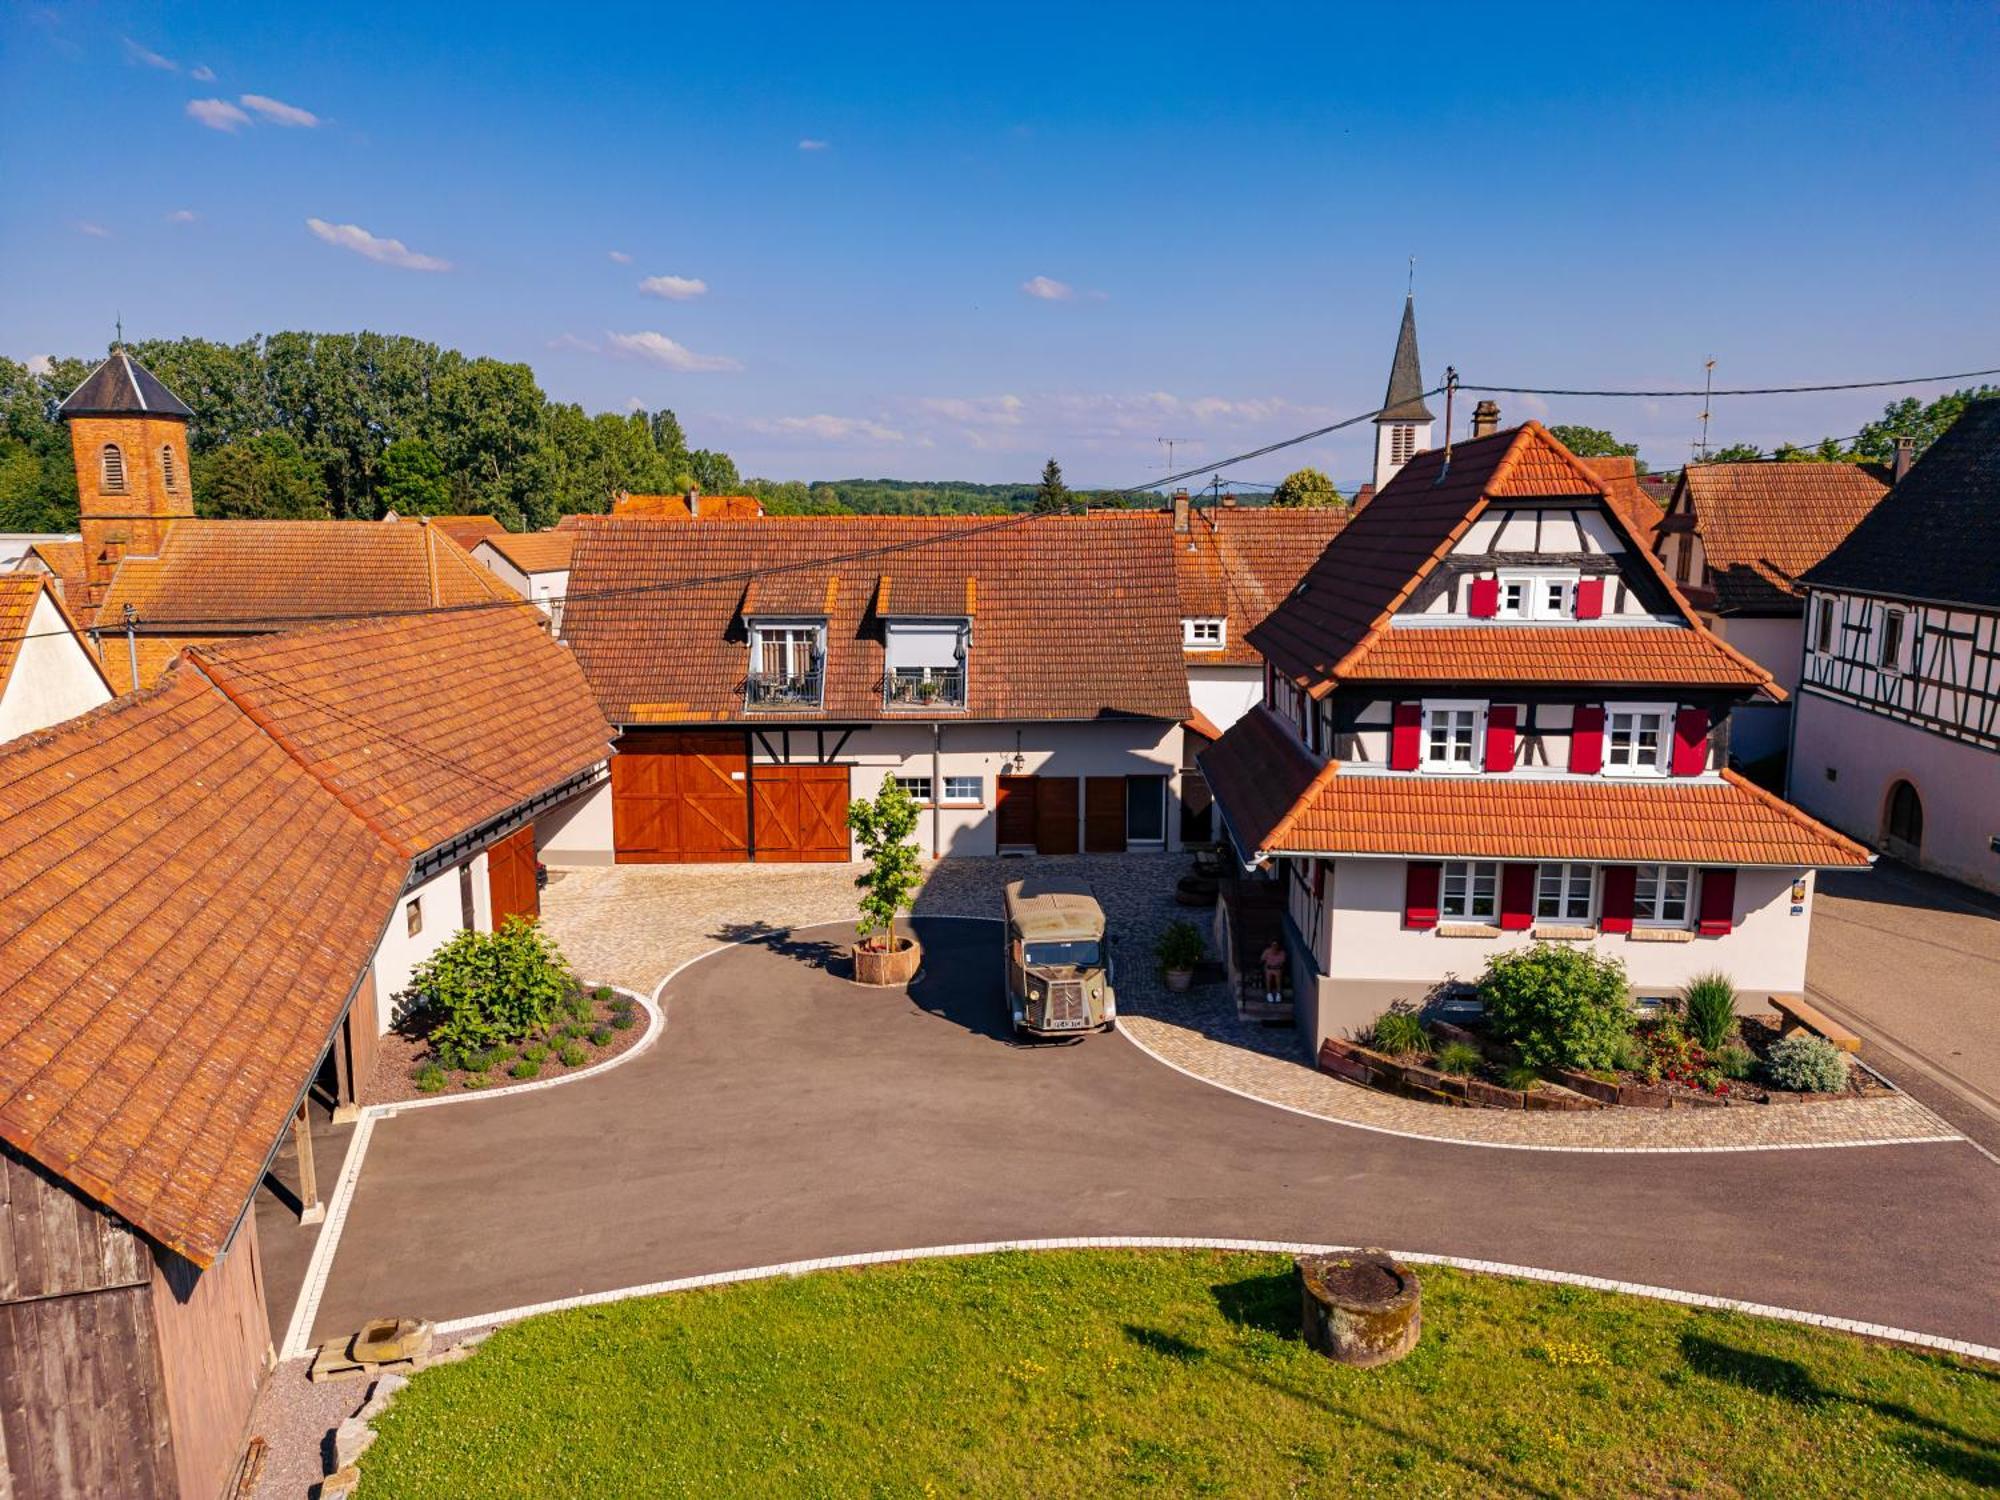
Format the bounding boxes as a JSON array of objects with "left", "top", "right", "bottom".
[
  {"left": 547, "top": 333, "right": 599, "bottom": 353},
  {"left": 763, "top": 414, "right": 906, "bottom": 444},
  {"left": 165, "top": 208, "right": 198, "bottom": 224},
  {"left": 797, "top": 138, "right": 830, "bottom": 151},
  {"left": 191, "top": 65, "right": 216, "bottom": 82},
  {"left": 75, "top": 221, "right": 111, "bottom": 238},
  {"left": 916, "top": 394, "right": 1025, "bottom": 427},
  {"left": 1021, "top": 275, "right": 1073, "bottom": 301},
  {"left": 240, "top": 93, "right": 320, "bottom": 127},
  {"left": 607, "top": 250, "right": 632, "bottom": 264},
  {"left": 122, "top": 37, "right": 177, "bottom": 71},
  {"left": 639, "top": 274, "right": 708, "bottom": 301},
  {"left": 186, "top": 98, "right": 251, "bottom": 132},
  {"left": 306, "top": 217, "right": 452, "bottom": 271},
  {"left": 604, "top": 330, "right": 741, "bottom": 373},
  {"left": 25, "top": 355, "right": 54, "bottom": 377}
]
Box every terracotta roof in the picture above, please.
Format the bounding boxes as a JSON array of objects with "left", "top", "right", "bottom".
[
  {"left": 1345, "top": 626, "right": 1772, "bottom": 689},
  {"left": 1580, "top": 457, "right": 1665, "bottom": 551},
  {"left": 0, "top": 671, "right": 407, "bottom": 1265},
  {"left": 56, "top": 350, "right": 193, "bottom": 420},
  {"left": 1201, "top": 706, "right": 1868, "bottom": 867},
  {"left": 94, "top": 518, "right": 521, "bottom": 629},
  {"left": 1249, "top": 422, "right": 1714, "bottom": 694},
  {"left": 190, "top": 607, "right": 612, "bottom": 860},
  {"left": 605, "top": 492, "right": 766, "bottom": 521},
  {"left": 0, "top": 575, "right": 111, "bottom": 706},
  {"left": 1173, "top": 505, "right": 1349, "bottom": 665},
  {"left": 1804, "top": 400, "right": 2000, "bottom": 610},
  {"left": 410, "top": 515, "right": 508, "bottom": 551},
  {"left": 563, "top": 513, "right": 1191, "bottom": 724},
  {"left": 478, "top": 531, "right": 575, "bottom": 574},
  {"left": 1183, "top": 707, "right": 1226, "bottom": 743},
  {"left": 28, "top": 539, "right": 86, "bottom": 581},
  {"left": 1673, "top": 462, "right": 1889, "bottom": 613}
]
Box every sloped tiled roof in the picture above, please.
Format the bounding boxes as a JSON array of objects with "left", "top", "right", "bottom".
[
  {"left": 1803, "top": 400, "right": 2000, "bottom": 610},
  {"left": 55, "top": 350, "right": 194, "bottom": 419},
  {"left": 27, "top": 538, "right": 86, "bottom": 582},
  {"left": 1173, "top": 505, "right": 1349, "bottom": 665},
  {"left": 1378, "top": 296, "right": 1434, "bottom": 422},
  {"left": 1675, "top": 462, "right": 1889, "bottom": 613},
  {"left": 191, "top": 607, "right": 612, "bottom": 859},
  {"left": 1580, "top": 456, "right": 1665, "bottom": 552},
  {"left": 563, "top": 513, "right": 1190, "bottom": 723},
  {"left": 0, "top": 671, "right": 408, "bottom": 1265},
  {"left": 604, "top": 492, "right": 766, "bottom": 521},
  {"left": 478, "top": 531, "right": 575, "bottom": 574},
  {"left": 0, "top": 575, "right": 111, "bottom": 704},
  {"left": 1345, "top": 625, "right": 1773, "bottom": 689},
  {"left": 412, "top": 515, "right": 509, "bottom": 552},
  {"left": 1201, "top": 705, "right": 1867, "bottom": 867}
]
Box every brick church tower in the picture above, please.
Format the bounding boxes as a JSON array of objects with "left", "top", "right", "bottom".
[{"left": 57, "top": 349, "right": 195, "bottom": 609}]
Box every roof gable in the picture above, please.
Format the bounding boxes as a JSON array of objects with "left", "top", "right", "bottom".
[
  {"left": 56, "top": 350, "right": 194, "bottom": 420},
  {"left": 1172, "top": 506, "right": 1350, "bottom": 665}
]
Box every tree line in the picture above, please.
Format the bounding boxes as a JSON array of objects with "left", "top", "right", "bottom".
[{"left": 0, "top": 333, "right": 741, "bottom": 533}]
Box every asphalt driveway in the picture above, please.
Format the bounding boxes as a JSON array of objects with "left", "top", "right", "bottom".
[{"left": 305, "top": 918, "right": 2000, "bottom": 1349}]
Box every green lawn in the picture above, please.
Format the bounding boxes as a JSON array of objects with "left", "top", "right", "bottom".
[{"left": 360, "top": 1251, "right": 1998, "bottom": 1497}]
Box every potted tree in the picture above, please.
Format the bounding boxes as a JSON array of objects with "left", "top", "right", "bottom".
[
  {"left": 1156, "top": 920, "right": 1206, "bottom": 992},
  {"left": 848, "top": 780, "right": 925, "bottom": 985}
]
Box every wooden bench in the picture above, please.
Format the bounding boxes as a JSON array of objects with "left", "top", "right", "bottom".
[{"left": 1767, "top": 994, "right": 1862, "bottom": 1053}]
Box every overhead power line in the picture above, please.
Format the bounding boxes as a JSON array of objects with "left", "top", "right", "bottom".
[{"left": 1458, "top": 366, "right": 2000, "bottom": 399}]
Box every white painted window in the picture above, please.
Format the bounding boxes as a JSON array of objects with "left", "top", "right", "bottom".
[
  {"left": 1879, "top": 608, "right": 1906, "bottom": 672},
  {"left": 1421, "top": 700, "right": 1483, "bottom": 772},
  {"left": 1496, "top": 570, "right": 1580, "bottom": 620},
  {"left": 101, "top": 443, "right": 126, "bottom": 493},
  {"left": 1633, "top": 864, "right": 1693, "bottom": 926},
  {"left": 1536, "top": 862, "right": 1594, "bottom": 922},
  {"left": 1441, "top": 861, "right": 1499, "bottom": 922},
  {"left": 942, "top": 775, "right": 981, "bottom": 804},
  {"left": 757, "top": 626, "right": 821, "bottom": 678},
  {"left": 1183, "top": 618, "right": 1225, "bottom": 650},
  {"left": 1604, "top": 703, "right": 1673, "bottom": 776},
  {"left": 893, "top": 775, "right": 934, "bottom": 804}
]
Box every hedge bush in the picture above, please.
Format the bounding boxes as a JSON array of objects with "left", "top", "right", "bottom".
[
  {"left": 1368, "top": 1006, "right": 1429, "bottom": 1057},
  {"left": 1477, "top": 943, "right": 1634, "bottom": 1072},
  {"left": 406, "top": 916, "right": 578, "bottom": 1055},
  {"left": 1764, "top": 1034, "right": 1849, "bottom": 1093},
  {"left": 1682, "top": 973, "right": 1738, "bottom": 1052}
]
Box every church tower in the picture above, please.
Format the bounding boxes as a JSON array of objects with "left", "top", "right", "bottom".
[
  {"left": 57, "top": 349, "right": 196, "bottom": 610},
  {"left": 1371, "top": 295, "right": 1434, "bottom": 491}
]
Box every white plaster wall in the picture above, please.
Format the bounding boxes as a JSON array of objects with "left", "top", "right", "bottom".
[
  {"left": 1718, "top": 615, "right": 1804, "bottom": 695},
  {"left": 367, "top": 859, "right": 484, "bottom": 1030},
  {"left": 1320, "top": 858, "right": 1815, "bottom": 997},
  {"left": 1791, "top": 689, "right": 2000, "bottom": 895},
  {"left": 471, "top": 544, "right": 568, "bottom": 626},
  {"left": 1187, "top": 664, "right": 1262, "bottom": 735},
  {"left": 0, "top": 591, "right": 112, "bottom": 743},
  {"left": 472, "top": 543, "right": 530, "bottom": 596},
  {"left": 536, "top": 777, "right": 614, "bottom": 866}
]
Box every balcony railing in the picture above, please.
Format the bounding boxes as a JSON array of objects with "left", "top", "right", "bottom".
[
  {"left": 745, "top": 666, "right": 824, "bottom": 709},
  {"left": 884, "top": 666, "right": 966, "bottom": 709}
]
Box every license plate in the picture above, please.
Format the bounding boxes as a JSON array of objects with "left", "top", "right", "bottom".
[{"left": 1042, "top": 1015, "right": 1090, "bottom": 1030}]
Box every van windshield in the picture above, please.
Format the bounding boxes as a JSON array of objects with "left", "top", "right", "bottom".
[{"left": 1024, "top": 939, "right": 1100, "bottom": 969}]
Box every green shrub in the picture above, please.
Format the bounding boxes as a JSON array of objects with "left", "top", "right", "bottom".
[
  {"left": 1716, "top": 1043, "right": 1755, "bottom": 1080},
  {"left": 610, "top": 1010, "right": 636, "bottom": 1031},
  {"left": 1155, "top": 920, "right": 1206, "bottom": 974},
  {"left": 1435, "top": 1041, "right": 1482, "bottom": 1077},
  {"left": 520, "top": 1042, "right": 550, "bottom": 1064},
  {"left": 1764, "top": 1034, "right": 1849, "bottom": 1093},
  {"left": 461, "top": 1074, "right": 488, "bottom": 1090},
  {"left": 510, "top": 1057, "right": 541, "bottom": 1080},
  {"left": 565, "top": 991, "right": 595, "bottom": 1023},
  {"left": 559, "top": 1041, "right": 588, "bottom": 1068},
  {"left": 1609, "top": 1033, "right": 1646, "bottom": 1073},
  {"left": 414, "top": 1063, "right": 447, "bottom": 1093},
  {"left": 589, "top": 1025, "right": 613, "bottom": 1046},
  {"left": 593, "top": 986, "right": 614, "bottom": 1005},
  {"left": 407, "top": 917, "right": 578, "bottom": 1055},
  {"left": 1478, "top": 943, "right": 1634, "bottom": 1072},
  {"left": 1682, "top": 973, "right": 1739, "bottom": 1052},
  {"left": 608, "top": 993, "right": 635, "bottom": 1014},
  {"left": 1368, "top": 1006, "right": 1429, "bottom": 1057},
  {"left": 469, "top": 1045, "right": 509, "bottom": 1074},
  {"left": 1501, "top": 1064, "right": 1542, "bottom": 1093}
]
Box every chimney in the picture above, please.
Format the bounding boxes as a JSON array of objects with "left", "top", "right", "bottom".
[
  {"left": 1221, "top": 492, "right": 1237, "bottom": 507},
  {"left": 1471, "top": 400, "right": 1500, "bottom": 439},
  {"left": 1891, "top": 435, "right": 1915, "bottom": 485},
  {"left": 685, "top": 483, "right": 701, "bottom": 515},
  {"left": 1171, "top": 488, "right": 1191, "bottom": 534}
]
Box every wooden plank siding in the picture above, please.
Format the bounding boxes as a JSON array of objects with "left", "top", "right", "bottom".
[
  {"left": 485, "top": 825, "right": 540, "bottom": 923},
  {"left": 1, "top": 1145, "right": 149, "bottom": 1304},
  {"left": 149, "top": 1226, "right": 271, "bottom": 1500},
  {"left": 1084, "top": 777, "right": 1127, "bottom": 853},
  {"left": 1034, "top": 777, "right": 1080, "bottom": 855}
]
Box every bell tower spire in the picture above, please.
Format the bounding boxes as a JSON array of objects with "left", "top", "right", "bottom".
[
  {"left": 57, "top": 349, "right": 196, "bottom": 611},
  {"left": 1372, "top": 293, "right": 1434, "bottom": 492}
]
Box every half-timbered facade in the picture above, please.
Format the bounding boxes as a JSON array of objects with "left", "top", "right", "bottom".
[
  {"left": 1200, "top": 422, "right": 1870, "bottom": 1047},
  {"left": 1791, "top": 399, "right": 2000, "bottom": 893}
]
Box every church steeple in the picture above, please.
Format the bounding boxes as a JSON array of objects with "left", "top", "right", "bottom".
[
  {"left": 58, "top": 349, "right": 195, "bottom": 610},
  {"left": 1372, "top": 295, "right": 1434, "bottom": 491}
]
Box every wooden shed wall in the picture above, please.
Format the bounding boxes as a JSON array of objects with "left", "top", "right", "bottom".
[
  {"left": 150, "top": 1223, "right": 272, "bottom": 1500},
  {"left": 1, "top": 1145, "right": 149, "bottom": 1302}
]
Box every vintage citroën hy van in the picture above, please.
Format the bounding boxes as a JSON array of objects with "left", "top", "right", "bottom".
[{"left": 1003, "top": 876, "right": 1116, "bottom": 1037}]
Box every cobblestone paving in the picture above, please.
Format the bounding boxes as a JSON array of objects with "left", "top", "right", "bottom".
[{"left": 542, "top": 854, "right": 1958, "bottom": 1152}]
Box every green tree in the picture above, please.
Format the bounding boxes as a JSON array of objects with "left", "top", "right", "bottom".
[
  {"left": 1702, "top": 442, "right": 1767, "bottom": 464},
  {"left": 406, "top": 916, "right": 579, "bottom": 1054},
  {"left": 1478, "top": 943, "right": 1635, "bottom": 1072},
  {"left": 1853, "top": 385, "right": 1998, "bottom": 463},
  {"left": 1268, "top": 467, "right": 1343, "bottom": 508},
  {"left": 193, "top": 433, "right": 331, "bottom": 519},
  {"left": 1548, "top": 425, "right": 1641, "bottom": 466},
  {"left": 847, "top": 781, "right": 924, "bottom": 952},
  {"left": 378, "top": 437, "right": 451, "bottom": 515},
  {"left": 1033, "top": 457, "right": 1070, "bottom": 513}
]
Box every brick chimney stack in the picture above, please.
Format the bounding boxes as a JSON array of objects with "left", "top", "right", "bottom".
[
  {"left": 1471, "top": 400, "right": 1501, "bottom": 439},
  {"left": 1171, "top": 488, "right": 1191, "bottom": 534},
  {"left": 1891, "top": 435, "right": 1915, "bottom": 485}
]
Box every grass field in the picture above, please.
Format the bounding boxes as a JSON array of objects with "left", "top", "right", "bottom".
[{"left": 360, "top": 1250, "right": 1999, "bottom": 1497}]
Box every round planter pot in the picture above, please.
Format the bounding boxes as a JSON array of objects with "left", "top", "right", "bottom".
[
  {"left": 852, "top": 936, "right": 923, "bottom": 986},
  {"left": 1163, "top": 968, "right": 1194, "bottom": 993},
  {"left": 1297, "top": 1249, "right": 1421, "bottom": 1367}
]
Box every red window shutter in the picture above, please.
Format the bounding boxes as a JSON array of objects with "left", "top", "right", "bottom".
[
  {"left": 1600, "top": 865, "right": 1636, "bottom": 933},
  {"left": 1484, "top": 704, "right": 1517, "bottom": 772},
  {"left": 1574, "top": 577, "right": 1605, "bottom": 619},
  {"left": 1672, "top": 707, "right": 1710, "bottom": 776},
  {"left": 1404, "top": 861, "right": 1441, "bottom": 929},
  {"left": 1468, "top": 576, "right": 1500, "bottom": 618},
  {"left": 1698, "top": 868, "right": 1737, "bottom": 936},
  {"left": 1569, "top": 706, "right": 1605, "bottom": 774},
  {"left": 1499, "top": 863, "right": 1536, "bottom": 930},
  {"left": 1390, "top": 702, "right": 1422, "bottom": 771}
]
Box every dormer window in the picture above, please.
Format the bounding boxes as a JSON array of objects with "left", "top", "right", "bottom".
[
  {"left": 883, "top": 618, "right": 968, "bottom": 709},
  {"left": 161, "top": 445, "right": 178, "bottom": 491},
  {"left": 1604, "top": 704, "right": 1672, "bottom": 776},
  {"left": 1183, "top": 618, "right": 1225, "bottom": 650},
  {"left": 746, "top": 620, "right": 824, "bottom": 708},
  {"left": 101, "top": 443, "right": 127, "bottom": 494},
  {"left": 1492, "top": 570, "right": 1579, "bottom": 620},
  {"left": 1421, "top": 699, "right": 1483, "bottom": 772}
]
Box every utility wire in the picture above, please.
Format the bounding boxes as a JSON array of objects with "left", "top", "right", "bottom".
[{"left": 1458, "top": 366, "right": 2000, "bottom": 399}]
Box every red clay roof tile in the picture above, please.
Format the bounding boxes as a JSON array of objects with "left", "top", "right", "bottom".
[{"left": 1674, "top": 462, "right": 1889, "bottom": 612}]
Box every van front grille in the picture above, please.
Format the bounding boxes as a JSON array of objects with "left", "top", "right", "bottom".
[{"left": 1046, "top": 980, "right": 1086, "bottom": 1023}]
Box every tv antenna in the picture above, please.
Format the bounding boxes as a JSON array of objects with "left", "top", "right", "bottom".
[
  {"left": 1697, "top": 358, "right": 1716, "bottom": 460},
  {"left": 1156, "top": 437, "right": 1192, "bottom": 475}
]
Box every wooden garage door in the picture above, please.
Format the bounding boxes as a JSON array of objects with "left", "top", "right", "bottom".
[
  {"left": 1034, "top": 776, "right": 1080, "bottom": 855},
  {"left": 996, "top": 776, "right": 1037, "bottom": 848},
  {"left": 754, "top": 764, "right": 852, "bottom": 862},
  {"left": 1084, "top": 776, "right": 1126, "bottom": 853},
  {"left": 487, "top": 825, "right": 539, "bottom": 924},
  {"left": 611, "top": 732, "right": 749, "bottom": 863}
]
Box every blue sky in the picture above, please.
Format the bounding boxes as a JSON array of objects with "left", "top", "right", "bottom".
[{"left": 3, "top": 2, "right": 1996, "bottom": 489}]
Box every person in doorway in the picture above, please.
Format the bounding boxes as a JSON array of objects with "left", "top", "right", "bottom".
[{"left": 1260, "top": 937, "right": 1287, "bottom": 1004}]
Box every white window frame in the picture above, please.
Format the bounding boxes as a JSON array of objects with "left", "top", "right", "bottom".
[
  {"left": 941, "top": 775, "right": 982, "bottom": 804},
  {"left": 1535, "top": 862, "right": 1595, "bottom": 922},
  {"left": 1814, "top": 596, "right": 1835, "bottom": 655},
  {"left": 1182, "top": 617, "right": 1226, "bottom": 650},
  {"left": 1440, "top": 860, "right": 1500, "bottom": 923},
  {"left": 1878, "top": 607, "right": 1906, "bottom": 673},
  {"left": 751, "top": 621, "right": 824, "bottom": 679},
  {"left": 1495, "top": 569, "right": 1580, "bottom": 621},
  {"left": 1420, "top": 699, "right": 1485, "bottom": 773},
  {"left": 1603, "top": 701, "right": 1674, "bottom": 778},
  {"left": 1633, "top": 863, "right": 1694, "bottom": 927},
  {"left": 892, "top": 775, "right": 934, "bottom": 805}
]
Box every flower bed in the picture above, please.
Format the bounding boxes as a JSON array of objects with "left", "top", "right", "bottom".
[{"left": 366, "top": 985, "right": 649, "bottom": 1104}]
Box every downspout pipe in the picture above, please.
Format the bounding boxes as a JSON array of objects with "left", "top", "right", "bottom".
[{"left": 931, "top": 722, "right": 942, "bottom": 858}]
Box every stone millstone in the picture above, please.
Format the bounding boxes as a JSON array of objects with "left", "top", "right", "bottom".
[
  {"left": 350, "top": 1316, "right": 434, "bottom": 1366},
  {"left": 1297, "top": 1249, "right": 1421, "bottom": 1367}
]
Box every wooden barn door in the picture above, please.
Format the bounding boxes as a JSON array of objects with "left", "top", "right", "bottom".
[
  {"left": 1034, "top": 776, "right": 1080, "bottom": 855},
  {"left": 1084, "top": 777, "right": 1127, "bottom": 853},
  {"left": 754, "top": 764, "right": 852, "bottom": 862},
  {"left": 996, "top": 776, "right": 1037, "bottom": 849},
  {"left": 611, "top": 732, "right": 749, "bottom": 862},
  {"left": 486, "top": 825, "right": 540, "bottom": 924}
]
